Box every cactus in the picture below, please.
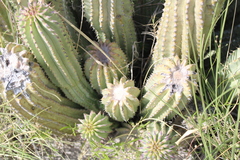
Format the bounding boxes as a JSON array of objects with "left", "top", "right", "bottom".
[
  {"left": 141, "top": 56, "right": 197, "bottom": 120},
  {"left": 0, "top": 0, "right": 15, "bottom": 44},
  {"left": 82, "top": 0, "right": 137, "bottom": 60},
  {"left": 15, "top": 2, "right": 100, "bottom": 111},
  {"left": 77, "top": 111, "right": 112, "bottom": 143},
  {"left": 220, "top": 48, "right": 240, "bottom": 100},
  {"left": 48, "top": 0, "right": 80, "bottom": 45},
  {"left": 84, "top": 40, "right": 129, "bottom": 93},
  {"left": 101, "top": 77, "right": 140, "bottom": 122},
  {"left": 139, "top": 121, "right": 178, "bottom": 160},
  {"left": 0, "top": 43, "right": 88, "bottom": 134},
  {"left": 152, "top": 0, "right": 226, "bottom": 63}
]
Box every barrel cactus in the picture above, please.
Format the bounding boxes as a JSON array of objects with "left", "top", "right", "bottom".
[
  {"left": 101, "top": 77, "right": 140, "bottom": 122},
  {"left": 77, "top": 111, "right": 112, "bottom": 143},
  {"left": 0, "top": 43, "right": 88, "bottom": 134},
  {"left": 139, "top": 121, "right": 178, "bottom": 160},
  {"left": 15, "top": 2, "right": 100, "bottom": 111},
  {"left": 141, "top": 56, "right": 197, "bottom": 120},
  {"left": 84, "top": 40, "right": 129, "bottom": 93}
]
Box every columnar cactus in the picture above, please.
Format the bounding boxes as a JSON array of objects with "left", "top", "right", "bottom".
[
  {"left": 77, "top": 111, "right": 112, "bottom": 143},
  {"left": 139, "top": 121, "right": 178, "bottom": 160},
  {"left": 101, "top": 77, "right": 140, "bottom": 122},
  {"left": 15, "top": 2, "right": 100, "bottom": 111},
  {"left": 82, "top": 0, "right": 137, "bottom": 60},
  {"left": 141, "top": 56, "right": 197, "bottom": 120},
  {"left": 152, "top": 0, "right": 226, "bottom": 63},
  {"left": 0, "top": 43, "right": 88, "bottom": 134},
  {"left": 84, "top": 40, "right": 129, "bottom": 93}
]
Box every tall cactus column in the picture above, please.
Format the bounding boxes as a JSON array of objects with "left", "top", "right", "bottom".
[
  {"left": 141, "top": 0, "right": 225, "bottom": 120},
  {"left": 15, "top": 2, "right": 100, "bottom": 111},
  {"left": 152, "top": 0, "right": 226, "bottom": 63},
  {"left": 82, "top": 0, "right": 137, "bottom": 60}
]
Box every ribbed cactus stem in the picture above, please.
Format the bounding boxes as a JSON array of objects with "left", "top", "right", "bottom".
[
  {"left": 82, "top": 0, "right": 137, "bottom": 60},
  {"left": 84, "top": 40, "right": 129, "bottom": 93},
  {"left": 16, "top": 2, "right": 100, "bottom": 111},
  {"left": 0, "top": 43, "right": 88, "bottom": 134},
  {"left": 152, "top": 0, "right": 225, "bottom": 62},
  {"left": 141, "top": 56, "right": 197, "bottom": 120}
]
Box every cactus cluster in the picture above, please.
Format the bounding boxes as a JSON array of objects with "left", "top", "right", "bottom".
[{"left": 0, "top": 0, "right": 233, "bottom": 155}]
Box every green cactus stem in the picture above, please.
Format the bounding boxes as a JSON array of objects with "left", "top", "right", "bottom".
[
  {"left": 152, "top": 0, "right": 225, "bottom": 63},
  {"left": 15, "top": 2, "right": 100, "bottom": 111},
  {"left": 139, "top": 121, "right": 178, "bottom": 160},
  {"left": 141, "top": 56, "right": 197, "bottom": 120},
  {"left": 101, "top": 77, "right": 140, "bottom": 122},
  {"left": 84, "top": 40, "right": 129, "bottom": 93},
  {"left": 0, "top": 43, "right": 88, "bottom": 134},
  {"left": 0, "top": 0, "right": 14, "bottom": 44},
  {"left": 48, "top": 0, "right": 80, "bottom": 45},
  {"left": 82, "top": 0, "right": 137, "bottom": 60},
  {"left": 77, "top": 111, "right": 112, "bottom": 143},
  {"left": 220, "top": 48, "right": 240, "bottom": 100}
]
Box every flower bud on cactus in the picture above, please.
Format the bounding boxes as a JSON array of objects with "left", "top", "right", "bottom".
[
  {"left": 84, "top": 40, "right": 129, "bottom": 93},
  {"left": 15, "top": 2, "right": 100, "bottom": 111},
  {"left": 139, "top": 121, "right": 178, "bottom": 160},
  {"left": 77, "top": 111, "right": 112, "bottom": 143},
  {"left": 101, "top": 77, "right": 140, "bottom": 122},
  {"left": 141, "top": 56, "right": 197, "bottom": 120},
  {"left": 0, "top": 43, "right": 88, "bottom": 134}
]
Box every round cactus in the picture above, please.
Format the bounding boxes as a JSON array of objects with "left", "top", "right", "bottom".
[
  {"left": 84, "top": 40, "right": 129, "bottom": 93},
  {"left": 139, "top": 121, "right": 178, "bottom": 160},
  {"left": 141, "top": 56, "right": 197, "bottom": 120},
  {"left": 101, "top": 77, "right": 140, "bottom": 122},
  {"left": 77, "top": 111, "right": 112, "bottom": 143}
]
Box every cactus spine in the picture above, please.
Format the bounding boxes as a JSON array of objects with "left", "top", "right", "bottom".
[
  {"left": 0, "top": 43, "right": 88, "bottom": 134},
  {"left": 82, "top": 0, "right": 137, "bottom": 60},
  {"left": 84, "top": 40, "right": 129, "bottom": 93},
  {"left": 15, "top": 2, "right": 100, "bottom": 111},
  {"left": 152, "top": 0, "right": 226, "bottom": 62}
]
